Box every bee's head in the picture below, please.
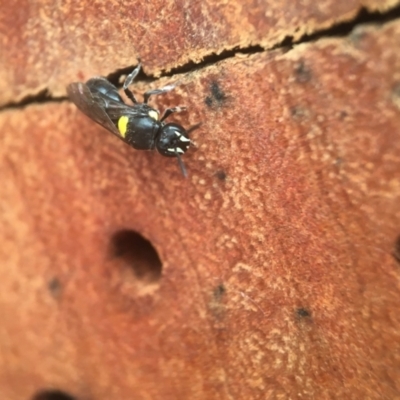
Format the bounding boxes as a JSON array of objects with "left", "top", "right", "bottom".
[{"left": 155, "top": 123, "right": 191, "bottom": 158}]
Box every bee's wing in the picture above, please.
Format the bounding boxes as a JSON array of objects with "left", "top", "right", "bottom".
[
  {"left": 103, "top": 101, "right": 151, "bottom": 121},
  {"left": 67, "top": 82, "right": 121, "bottom": 136}
]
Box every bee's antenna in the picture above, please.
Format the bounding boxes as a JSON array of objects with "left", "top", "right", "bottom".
[
  {"left": 187, "top": 122, "right": 202, "bottom": 135},
  {"left": 176, "top": 151, "right": 188, "bottom": 178}
]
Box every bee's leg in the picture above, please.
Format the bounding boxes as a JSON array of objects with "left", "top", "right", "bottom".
[
  {"left": 143, "top": 83, "right": 176, "bottom": 104},
  {"left": 186, "top": 122, "right": 202, "bottom": 134},
  {"left": 175, "top": 151, "right": 188, "bottom": 178},
  {"left": 183, "top": 123, "right": 202, "bottom": 148},
  {"left": 160, "top": 106, "right": 187, "bottom": 121},
  {"left": 123, "top": 63, "right": 141, "bottom": 103}
]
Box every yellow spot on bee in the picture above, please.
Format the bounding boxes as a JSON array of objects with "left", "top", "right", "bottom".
[
  {"left": 149, "top": 110, "right": 159, "bottom": 120},
  {"left": 118, "top": 116, "right": 129, "bottom": 137}
]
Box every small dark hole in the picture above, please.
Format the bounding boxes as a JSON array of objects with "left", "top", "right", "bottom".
[
  {"left": 290, "top": 106, "right": 308, "bottom": 119},
  {"left": 296, "top": 308, "right": 311, "bottom": 318},
  {"left": 205, "top": 81, "right": 228, "bottom": 108},
  {"left": 204, "top": 96, "right": 213, "bottom": 107},
  {"left": 111, "top": 230, "right": 162, "bottom": 283},
  {"left": 32, "top": 390, "right": 76, "bottom": 400},
  {"left": 48, "top": 277, "right": 62, "bottom": 298},
  {"left": 391, "top": 84, "right": 400, "bottom": 110},
  {"left": 215, "top": 170, "right": 227, "bottom": 181},
  {"left": 393, "top": 83, "right": 400, "bottom": 98},
  {"left": 393, "top": 235, "right": 400, "bottom": 263},
  {"left": 210, "top": 81, "right": 227, "bottom": 103},
  {"left": 213, "top": 284, "right": 226, "bottom": 300},
  {"left": 294, "top": 61, "right": 312, "bottom": 83}
]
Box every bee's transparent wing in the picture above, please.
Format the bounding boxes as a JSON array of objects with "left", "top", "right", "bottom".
[{"left": 67, "top": 81, "right": 121, "bottom": 136}]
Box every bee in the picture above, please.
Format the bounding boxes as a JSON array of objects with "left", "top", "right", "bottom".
[{"left": 67, "top": 63, "right": 196, "bottom": 176}]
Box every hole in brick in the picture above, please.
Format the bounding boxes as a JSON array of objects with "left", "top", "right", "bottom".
[
  {"left": 32, "top": 390, "right": 76, "bottom": 400},
  {"left": 111, "top": 230, "right": 162, "bottom": 283},
  {"left": 393, "top": 235, "right": 400, "bottom": 263},
  {"left": 296, "top": 308, "right": 311, "bottom": 318}
]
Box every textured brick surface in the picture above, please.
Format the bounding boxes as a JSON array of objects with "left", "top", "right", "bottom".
[
  {"left": 1, "top": 5, "right": 400, "bottom": 400},
  {"left": 0, "top": 0, "right": 398, "bottom": 105}
]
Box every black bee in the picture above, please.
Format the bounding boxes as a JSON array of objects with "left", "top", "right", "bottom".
[{"left": 67, "top": 63, "right": 195, "bottom": 176}]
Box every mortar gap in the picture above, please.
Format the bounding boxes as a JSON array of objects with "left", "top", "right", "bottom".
[{"left": 0, "top": 89, "right": 66, "bottom": 112}]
